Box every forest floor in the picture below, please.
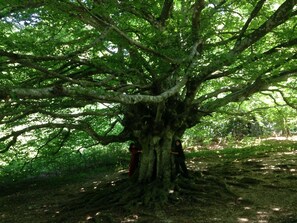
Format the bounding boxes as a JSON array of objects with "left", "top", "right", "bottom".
[{"left": 1, "top": 138, "right": 297, "bottom": 223}]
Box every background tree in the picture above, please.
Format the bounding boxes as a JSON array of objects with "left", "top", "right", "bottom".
[{"left": 0, "top": 0, "right": 296, "bottom": 203}]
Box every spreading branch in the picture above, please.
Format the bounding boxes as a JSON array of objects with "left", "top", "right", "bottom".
[
  {"left": 232, "top": 0, "right": 296, "bottom": 54},
  {"left": 0, "top": 76, "right": 188, "bottom": 104}
]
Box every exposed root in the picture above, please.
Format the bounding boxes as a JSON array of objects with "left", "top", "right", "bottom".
[
  {"left": 57, "top": 171, "right": 238, "bottom": 222},
  {"left": 170, "top": 171, "right": 237, "bottom": 205}
]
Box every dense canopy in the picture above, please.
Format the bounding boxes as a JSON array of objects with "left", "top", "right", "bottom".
[{"left": 0, "top": 0, "right": 296, "bottom": 184}]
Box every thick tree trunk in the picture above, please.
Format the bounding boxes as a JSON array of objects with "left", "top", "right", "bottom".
[
  {"left": 125, "top": 129, "right": 176, "bottom": 206},
  {"left": 137, "top": 129, "right": 174, "bottom": 185}
]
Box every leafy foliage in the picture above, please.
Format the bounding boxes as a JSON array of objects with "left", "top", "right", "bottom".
[
  {"left": 0, "top": 142, "right": 128, "bottom": 182},
  {"left": 0, "top": 0, "right": 296, "bottom": 182}
]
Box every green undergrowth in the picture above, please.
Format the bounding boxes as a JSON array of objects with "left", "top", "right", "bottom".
[
  {"left": 1, "top": 139, "right": 297, "bottom": 187},
  {"left": 0, "top": 146, "right": 129, "bottom": 185}
]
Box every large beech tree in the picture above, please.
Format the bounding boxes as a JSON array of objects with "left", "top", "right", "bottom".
[{"left": 0, "top": 0, "right": 296, "bottom": 202}]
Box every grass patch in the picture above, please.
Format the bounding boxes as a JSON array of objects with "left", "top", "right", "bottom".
[{"left": 188, "top": 139, "right": 297, "bottom": 161}]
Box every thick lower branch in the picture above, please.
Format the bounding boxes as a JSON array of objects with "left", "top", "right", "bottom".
[{"left": 1, "top": 76, "right": 187, "bottom": 104}]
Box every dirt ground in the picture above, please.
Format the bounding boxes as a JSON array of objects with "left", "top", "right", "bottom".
[{"left": 1, "top": 140, "right": 297, "bottom": 223}]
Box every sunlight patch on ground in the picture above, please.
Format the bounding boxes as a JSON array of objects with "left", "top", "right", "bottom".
[
  {"left": 238, "top": 217, "right": 249, "bottom": 222},
  {"left": 276, "top": 151, "right": 297, "bottom": 156},
  {"left": 121, "top": 214, "right": 139, "bottom": 222},
  {"left": 261, "top": 165, "right": 281, "bottom": 171},
  {"left": 86, "top": 215, "right": 94, "bottom": 221},
  {"left": 257, "top": 211, "right": 268, "bottom": 219},
  {"left": 272, "top": 207, "right": 281, "bottom": 211},
  {"left": 92, "top": 181, "right": 101, "bottom": 189},
  {"left": 265, "top": 135, "right": 297, "bottom": 141}
]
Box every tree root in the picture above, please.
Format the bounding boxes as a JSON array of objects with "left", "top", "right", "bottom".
[
  {"left": 170, "top": 172, "right": 237, "bottom": 205},
  {"left": 57, "top": 171, "right": 238, "bottom": 222}
]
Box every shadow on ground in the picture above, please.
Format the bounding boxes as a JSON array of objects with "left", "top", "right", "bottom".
[{"left": 1, "top": 140, "right": 297, "bottom": 223}]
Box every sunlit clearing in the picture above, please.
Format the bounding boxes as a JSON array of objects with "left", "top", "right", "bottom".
[
  {"left": 283, "top": 152, "right": 296, "bottom": 155},
  {"left": 238, "top": 217, "right": 249, "bottom": 222},
  {"left": 266, "top": 136, "right": 297, "bottom": 141}
]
